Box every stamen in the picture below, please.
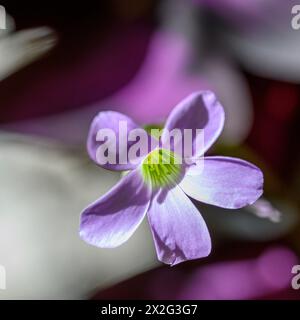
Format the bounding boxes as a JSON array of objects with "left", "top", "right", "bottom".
[{"left": 141, "top": 148, "right": 181, "bottom": 189}]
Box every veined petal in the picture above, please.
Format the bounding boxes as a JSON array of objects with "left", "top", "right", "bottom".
[
  {"left": 87, "top": 111, "right": 149, "bottom": 171},
  {"left": 179, "top": 156, "right": 264, "bottom": 209},
  {"left": 80, "top": 169, "right": 151, "bottom": 248},
  {"left": 147, "top": 186, "right": 211, "bottom": 266},
  {"left": 161, "top": 91, "right": 225, "bottom": 158}
]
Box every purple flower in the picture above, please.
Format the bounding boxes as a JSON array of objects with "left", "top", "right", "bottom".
[{"left": 80, "top": 91, "right": 263, "bottom": 265}]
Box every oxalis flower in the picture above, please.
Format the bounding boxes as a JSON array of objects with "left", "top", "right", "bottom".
[{"left": 80, "top": 91, "right": 263, "bottom": 265}]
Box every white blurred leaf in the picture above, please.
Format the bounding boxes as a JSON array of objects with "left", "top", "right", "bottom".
[
  {"left": 0, "top": 15, "right": 57, "bottom": 80},
  {"left": 0, "top": 133, "right": 158, "bottom": 299}
]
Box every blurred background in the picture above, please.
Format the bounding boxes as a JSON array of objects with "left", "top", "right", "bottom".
[{"left": 0, "top": 0, "right": 300, "bottom": 299}]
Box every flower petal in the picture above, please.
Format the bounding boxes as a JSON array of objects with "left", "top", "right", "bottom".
[
  {"left": 80, "top": 169, "right": 151, "bottom": 248},
  {"left": 147, "top": 186, "right": 211, "bottom": 266},
  {"left": 179, "top": 156, "right": 264, "bottom": 209},
  {"left": 87, "top": 111, "right": 149, "bottom": 171},
  {"left": 161, "top": 91, "right": 225, "bottom": 158}
]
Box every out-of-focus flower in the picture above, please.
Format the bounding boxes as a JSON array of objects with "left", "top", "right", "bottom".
[
  {"left": 1, "top": 0, "right": 253, "bottom": 147},
  {"left": 92, "top": 245, "right": 300, "bottom": 300},
  {"left": 80, "top": 91, "right": 263, "bottom": 265},
  {"left": 0, "top": 14, "right": 57, "bottom": 81},
  {"left": 1, "top": 27, "right": 252, "bottom": 147},
  {"left": 0, "top": 29, "right": 208, "bottom": 143}
]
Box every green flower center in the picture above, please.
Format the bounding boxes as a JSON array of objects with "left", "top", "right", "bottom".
[
  {"left": 141, "top": 148, "right": 181, "bottom": 189},
  {"left": 143, "top": 123, "right": 163, "bottom": 140}
]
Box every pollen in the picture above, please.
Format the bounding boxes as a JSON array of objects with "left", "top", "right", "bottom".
[{"left": 141, "top": 148, "right": 182, "bottom": 189}]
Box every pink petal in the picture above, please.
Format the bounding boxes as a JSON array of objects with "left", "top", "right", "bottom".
[
  {"left": 87, "top": 111, "right": 149, "bottom": 171},
  {"left": 147, "top": 186, "right": 211, "bottom": 266},
  {"left": 162, "top": 91, "right": 225, "bottom": 158},
  {"left": 80, "top": 169, "right": 151, "bottom": 248},
  {"left": 179, "top": 156, "right": 263, "bottom": 209}
]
